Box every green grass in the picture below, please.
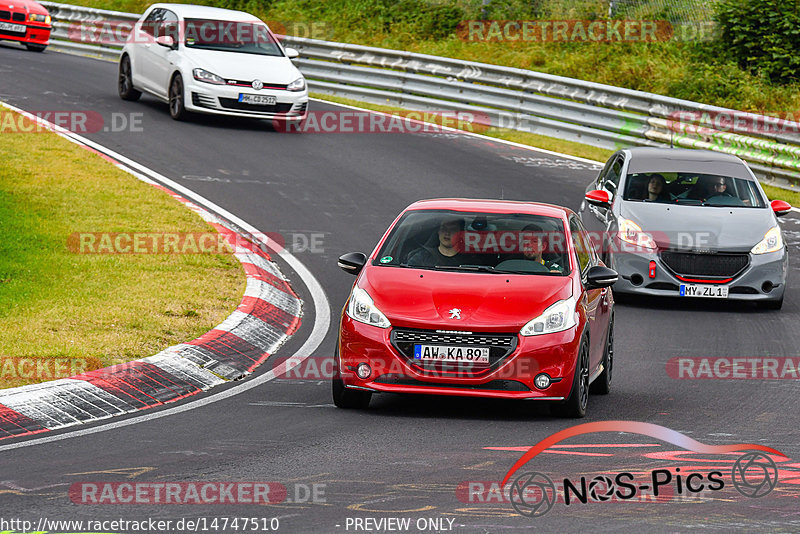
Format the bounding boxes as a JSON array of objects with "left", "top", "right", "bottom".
[
  {"left": 0, "top": 110, "right": 245, "bottom": 388},
  {"left": 762, "top": 184, "right": 800, "bottom": 207}
]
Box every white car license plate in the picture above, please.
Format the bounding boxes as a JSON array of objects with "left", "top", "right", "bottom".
[
  {"left": 0, "top": 22, "right": 26, "bottom": 33},
  {"left": 239, "top": 94, "right": 276, "bottom": 105},
  {"left": 679, "top": 284, "right": 729, "bottom": 298},
  {"left": 413, "top": 345, "right": 489, "bottom": 364}
]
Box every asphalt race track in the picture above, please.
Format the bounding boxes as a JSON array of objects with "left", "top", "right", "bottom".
[{"left": 1, "top": 44, "right": 799, "bottom": 532}]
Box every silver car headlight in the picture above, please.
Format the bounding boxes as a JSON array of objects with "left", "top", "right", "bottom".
[
  {"left": 346, "top": 286, "right": 390, "bottom": 328},
  {"left": 520, "top": 296, "right": 577, "bottom": 336},
  {"left": 287, "top": 77, "right": 306, "bottom": 92},
  {"left": 192, "top": 68, "right": 226, "bottom": 85},
  {"left": 751, "top": 225, "right": 783, "bottom": 254},
  {"left": 618, "top": 217, "right": 657, "bottom": 250}
]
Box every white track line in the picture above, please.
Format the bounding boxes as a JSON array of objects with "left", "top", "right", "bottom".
[{"left": 0, "top": 101, "right": 331, "bottom": 452}]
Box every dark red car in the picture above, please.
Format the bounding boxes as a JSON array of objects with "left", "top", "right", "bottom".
[
  {"left": 0, "top": 0, "right": 51, "bottom": 52},
  {"left": 334, "top": 199, "right": 618, "bottom": 417}
]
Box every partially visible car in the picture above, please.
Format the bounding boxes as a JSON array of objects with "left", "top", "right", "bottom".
[
  {"left": 334, "top": 199, "right": 618, "bottom": 418},
  {"left": 579, "top": 147, "right": 790, "bottom": 309},
  {"left": 0, "top": 0, "right": 51, "bottom": 52},
  {"left": 118, "top": 3, "right": 308, "bottom": 122}
]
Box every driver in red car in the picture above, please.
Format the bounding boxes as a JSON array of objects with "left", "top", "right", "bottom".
[{"left": 407, "top": 217, "right": 472, "bottom": 267}]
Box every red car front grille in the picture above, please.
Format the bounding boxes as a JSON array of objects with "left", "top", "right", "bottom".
[{"left": 390, "top": 328, "right": 517, "bottom": 377}]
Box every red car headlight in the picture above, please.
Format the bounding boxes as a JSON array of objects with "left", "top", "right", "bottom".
[
  {"left": 520, "top": 296, "right": 577, "bottom": 336},
  {"left": 28, "top": 13, "right": 51, "bottom": 24},
  {"left": 346, "top": 286, "right": 391, "bottom": 329}
]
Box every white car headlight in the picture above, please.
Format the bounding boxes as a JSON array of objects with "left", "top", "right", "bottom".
[
  {"left": 520, "top": 296, "right": 577, "bottom": 336},
  {"left": 751, "top": 225, "right": 783, "bottom": 254},
  {"left": 287, "top": 77, "right": 306, "bottom": 92},
  {"left": 618, "top": 217, "right": 657, "bottom": 250},
  {"left": 346, "top": 286, "right": 390, "bottom": 328},
  {"left": 192, "top": 68, "right": 226, "bottom": 85}
]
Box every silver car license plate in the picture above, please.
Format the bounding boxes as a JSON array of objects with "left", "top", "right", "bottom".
[
  {"left": 680, "top": 284, "right": 729, "bottom": 298},
  {"left": 239, "top": 94, "right": 276, "bottom": 105}
]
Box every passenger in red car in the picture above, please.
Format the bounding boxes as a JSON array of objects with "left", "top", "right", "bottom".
[{"left": 520, "top": 224, "right": 565, "bottom": 273}]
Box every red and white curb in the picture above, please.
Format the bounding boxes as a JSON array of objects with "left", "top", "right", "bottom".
[{"left": 0, "top": 102, "right": 303, "bottom": 440}]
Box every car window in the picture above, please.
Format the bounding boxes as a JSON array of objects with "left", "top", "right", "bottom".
[
  {"left": 140, "top": 8, "right": 164, "bottom": 37},
  {"left": 158, "top": 10, "right": 179, "bottom": 41},
  {"left": 622, "top": 172, "right": 766, "bottom": 207},
  {"left": 595, "top": 155, "right": 615, "bottom": 188},
  {"left": 183, "top": 18, "right": 284, "bottom": 56},
  {"left": 575, "top": 217, "right": 598, "bottom": 263},
  {"left": 373, "top": 209, "right": 571, "bottom": 275},
  {"left": 602, "top": 156, "right": 623, "bottom": 195},
  {"left": 569, "top": 217, "right": 592, "bottom": 274}
]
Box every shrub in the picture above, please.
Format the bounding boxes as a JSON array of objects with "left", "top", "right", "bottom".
[{"left": 716, "top": 0, "right": 800, "bottom": 84}]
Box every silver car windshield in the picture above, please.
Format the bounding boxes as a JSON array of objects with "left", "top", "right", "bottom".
[
  {"left": 623, "top": 172, "right": 766, "bottom": 208},
  {"left": 183, "top": 19, "right": 283, "bottom": 56},
  {"left": 374, "top": 210, "right": 571, "bottom": 275}
]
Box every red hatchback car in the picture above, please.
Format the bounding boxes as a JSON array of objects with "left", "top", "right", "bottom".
[
  {"left": 334, "top": 199, "right": 618, "bottom": 417},
  {"left": 0, "top": 0, "right": 51, "bottom": 51}
]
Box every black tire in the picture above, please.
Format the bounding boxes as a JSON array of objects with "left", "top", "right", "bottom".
[
  {"left": 25, "top": 43, "right": 46, "bottom": 52},
  {"left": 591, "top": 313, "right": 614, "bottom": 395},
  {"left": 118, "top": 55, "right": 141, "bottom": 101},
  {"left": 168, "top": 73, "right": 188, "bottom": 121},
  {"left": 331, "top": 348, "right": 371, "bottom": 409},
  {"left": 555, "top": 335, "right": 590, "bottom": 418}
]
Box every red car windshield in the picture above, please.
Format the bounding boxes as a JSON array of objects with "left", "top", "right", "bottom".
[{"left": 374, "top": 210, "right": 570, "bottom": 275}]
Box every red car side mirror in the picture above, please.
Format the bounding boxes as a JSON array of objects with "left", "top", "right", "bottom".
[
  {"left": 585, "top": 190, "right": 611, "bottom": 209},
  {"left": 771, "top": 199, "right": 792, "bottom": 217}
]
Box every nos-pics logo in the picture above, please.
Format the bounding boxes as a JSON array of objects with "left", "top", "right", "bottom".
[{"left": 502, "top": 421, "right": 784, "bottom": 518}]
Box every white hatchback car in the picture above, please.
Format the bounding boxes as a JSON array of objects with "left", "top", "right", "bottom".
[{"left": 118, "top": 3, "right": 308, "bottom": 122}]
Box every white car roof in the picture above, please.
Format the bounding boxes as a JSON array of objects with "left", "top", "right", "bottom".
[{"left": 149, "top": 3, "right": 263, "bottom": 22}]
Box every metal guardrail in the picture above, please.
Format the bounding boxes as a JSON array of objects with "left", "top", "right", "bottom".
[{"left": 39, "top": 1, "right": 800, "bottom": 186}]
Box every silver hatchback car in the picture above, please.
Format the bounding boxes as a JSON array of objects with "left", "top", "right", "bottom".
[{"left": 579, "top": 148, "right": 791, "bottom": 309}]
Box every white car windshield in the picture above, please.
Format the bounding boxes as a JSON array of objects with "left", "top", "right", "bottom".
[{"left": 183, "top": 19, "right": 283, "bottom": 56}]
